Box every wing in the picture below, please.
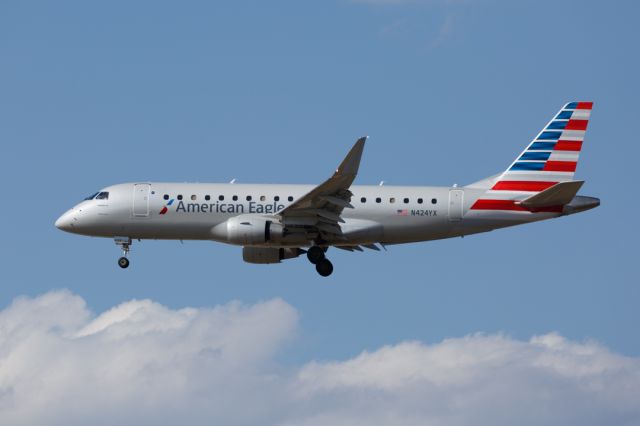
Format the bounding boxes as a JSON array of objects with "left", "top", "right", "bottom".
[{"left": 278, "top": 136, "right": 367, "bottom": 242}]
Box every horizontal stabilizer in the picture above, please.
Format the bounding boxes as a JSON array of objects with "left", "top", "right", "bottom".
[{"left": 518, "top": 180, "right": 584, "bottom": 210}]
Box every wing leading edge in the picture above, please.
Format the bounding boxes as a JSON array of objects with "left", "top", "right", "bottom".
[{"left": 278, "top": 136, "right": 367, "bottom": 241}]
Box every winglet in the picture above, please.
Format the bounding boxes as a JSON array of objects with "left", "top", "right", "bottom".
[{"left": 336, "top": 136, "right": 367, "bottom": 177}]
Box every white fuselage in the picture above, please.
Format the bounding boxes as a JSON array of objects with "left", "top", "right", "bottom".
[{"left": 55, "top": 182, "right": 559, "bottom": 247}]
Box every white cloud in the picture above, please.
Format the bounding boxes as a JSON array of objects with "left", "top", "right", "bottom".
[
  {"left": 0, "top": 291, "right": 297, "bottom": 426},
  {"left": 0, "top": 291, "right": 639, "bottom": 426}
]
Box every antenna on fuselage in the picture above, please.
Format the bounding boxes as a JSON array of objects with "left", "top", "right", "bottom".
[{"left": 230, "top": 178, "right": 236, "bottom": 184}]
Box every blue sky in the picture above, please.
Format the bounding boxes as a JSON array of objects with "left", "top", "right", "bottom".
[{"left": 1, "top": 1, "right": 639, "bottom": 423}]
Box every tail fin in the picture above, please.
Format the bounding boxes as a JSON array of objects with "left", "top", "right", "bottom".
[
  {"left": 467, "top": 102, "right": 593, "bottom": 212},
  {"left": 500, "top": 101, "right": 592, "bottom": 184}
]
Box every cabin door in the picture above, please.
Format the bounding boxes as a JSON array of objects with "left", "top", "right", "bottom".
[
  {"left": 133, "top": 184, "right": 151, "bottom": 217},
  {"left": 448, "top": 189, "right": 464, "bottom": 221}
]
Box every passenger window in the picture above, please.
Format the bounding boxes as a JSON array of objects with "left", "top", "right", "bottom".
[
  {"left": 260, "top": 195, "right": 266, "bottom": 201},
  {"left": 219, "top": 195, "right": 224, "bottom": 201},
  {"left": 288, "top": 196, "right": 294, "bottom": 202},
  {"left": 246, "top": 195, "right": 252, "bottom": 201},
  {"left": 191, "top": 195, "right": 197, "bottom": 201},
  {"left": 232, "top": 195, "right": 238, "bottom": 201},
  {"left": 163, "top": 194, "right": 169, "bottom": 200},
  {"left": 95, "top": 192, "right": 109, "bottom": 200},
  {"left": 431, "top": 198, "right": 437, "bottom": 204},
  {"left": 274, "top": 196, "right": 280, "bottom": 201},
  {"left": 418, "top": 198, "right": 423, "bottom": 204},
  {"left": 376, "top": 197, "right": 381, "bottom": 203},
  {"left": 390, "top": 197, "right": 396, "bottom": 204},
  {"left": 205, "top": 195, "right": 211, "bottom": 201},
  {"left": 177, "top": 195, "right": 183, "bottom": 200},
  {"left": 403, "top": 198, "right": 409, "bottom": 204},
  {"left": 361, "top": 197, "right": 366, "bottom": 203}
]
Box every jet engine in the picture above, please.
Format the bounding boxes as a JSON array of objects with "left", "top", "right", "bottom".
[
  {"left": 226, "top": 215, "right": 308, "bottom": 245},
  {"left": 242, "top": 247, "right": 303, "bottom": 264}
]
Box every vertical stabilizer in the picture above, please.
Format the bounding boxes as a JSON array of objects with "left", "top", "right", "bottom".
[{"left": 467, "top": 102, "right": 593, "bottom": 212}]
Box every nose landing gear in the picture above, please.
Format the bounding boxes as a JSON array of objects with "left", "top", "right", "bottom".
[
  {"left": 307, "top": 246, "right": 333, "bottom": 277},
  {"left": 115, "top": 237, "right": 132, "bottom": 269},
  {"left": 118, "top": 257, "right": 130, "bottom": 268}
]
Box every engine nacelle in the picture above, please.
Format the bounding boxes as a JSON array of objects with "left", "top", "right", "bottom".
[
  {"left": 225, "top": 215, "right": 308, "bottom": 245},
  {"left": 242, "top": 247, "right": 303, "bottom": 264}
]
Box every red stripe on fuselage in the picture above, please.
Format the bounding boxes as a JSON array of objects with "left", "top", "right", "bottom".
[
  {"left": 471, "top": 200, "right": 527, "bottom": 211},
  {"left": 492, "top": 181, "right": 557, "bottom": 191},
  {"left": 470, "top": 199, "right": 562, "bottom": 213},
  {"left": 543, "top": 161, "right": 577, "bottom": 172},
  {"left": 554, "top": 140, "right": 582, "bottom": 151}
]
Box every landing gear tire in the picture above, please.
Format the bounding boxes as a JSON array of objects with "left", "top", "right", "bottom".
[
  {"left": 115, "top": 237, "right": 132, "bottom": 269},
  {"left": 315, "top": 258, "right": 333, "bottom": 277},
  {"left": 307, "top": 246, "right": 325, "bottom": 264},
  {"left": 118, "top": 257, "right": 130, "bottom": 269}
]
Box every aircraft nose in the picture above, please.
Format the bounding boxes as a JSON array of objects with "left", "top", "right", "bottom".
[{"left": 55, "top": 210, "right": 76, "bottom": 232}]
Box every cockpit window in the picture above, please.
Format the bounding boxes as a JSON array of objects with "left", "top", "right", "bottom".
[
  {"left": 95, "top": 192, "right": 109, "bottom": 200},
  {"left": 84, "top": 192, "right": 99, "bottom": 200}
]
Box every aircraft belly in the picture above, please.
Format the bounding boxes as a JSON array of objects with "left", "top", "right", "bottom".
[
  {"left": 122, "top": 214, "right": 225, "bottom": 240},
  {"left": 377, "top": 215, "right": 450, "bottom": 244},
  {"left": 382, "top": 225, "right": 451, "bottom": 243}
]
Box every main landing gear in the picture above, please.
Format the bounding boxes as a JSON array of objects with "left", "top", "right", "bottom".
[
  {"left": 114, "top": 237, "right": 132, "bottom": 269},
  {"left": 307, "top": 246, "right": 333, "bottom": 277}
]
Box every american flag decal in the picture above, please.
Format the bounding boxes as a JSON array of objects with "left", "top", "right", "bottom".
[{"left": 397, "top": 209, "right": 408, "bottom": 216}]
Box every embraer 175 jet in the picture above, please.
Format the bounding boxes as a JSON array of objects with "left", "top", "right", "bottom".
[{"left": 56, "top": 102, "right": 599, "bottom": 276}]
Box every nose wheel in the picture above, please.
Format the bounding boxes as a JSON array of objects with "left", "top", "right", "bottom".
[
  {"left": 114, "top": 237, "right": 132, "bottom": 269},
  {"left": 307, "top": 246, "right": 333, "bottom": 277}
]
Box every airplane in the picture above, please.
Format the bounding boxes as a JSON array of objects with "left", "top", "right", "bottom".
[{"left": 55, "top": 102, "right": 599, "bottom": 276}]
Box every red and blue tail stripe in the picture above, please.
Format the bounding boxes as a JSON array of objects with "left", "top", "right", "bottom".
[
  {"left": 470, "top": 102, "right": 592, "bottom": 212},
  {"left": 507, "top": 101, "right": 591, "bottom": 175}
]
